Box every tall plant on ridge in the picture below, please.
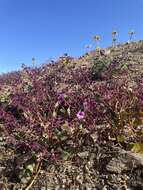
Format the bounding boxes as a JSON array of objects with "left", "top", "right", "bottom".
[
  {"left": 112, "top": 30, "right": 118, "bottom": 47},
  {"left": 128, "top": 30, "right": 135, "bottom": 42},
  {"left": 32, "top": 57, "right": 36, "bottom": 67},
  {"left": 93, "top": 35, "right": 101, "bottom": 50}
]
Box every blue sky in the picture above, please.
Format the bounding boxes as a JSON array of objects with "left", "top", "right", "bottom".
[{"left": 0, "top": 0, "right": 143, "bottom": 73}]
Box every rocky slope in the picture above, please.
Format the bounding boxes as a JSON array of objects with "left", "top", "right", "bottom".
[{"left": 0, "top": 41, "right": 143, "bottom": 190}]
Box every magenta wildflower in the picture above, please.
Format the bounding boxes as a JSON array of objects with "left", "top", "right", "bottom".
[
  {"left": 76, "top": 111, "right": 85, "bottom": 120},
  {"left": 57, "top": 93, "right": 67, "bottom": 102}
]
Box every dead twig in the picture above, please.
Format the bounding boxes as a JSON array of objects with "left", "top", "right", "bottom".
[{"left": 23, "top": 161, "right": 42, "bottom": 190}]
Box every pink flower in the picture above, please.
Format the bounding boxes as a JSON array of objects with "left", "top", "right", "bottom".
[
  {"left": 58, "top": 93, "right": 65, "bottom": 101},
  {"left": 76, "top": 111, "right": 85, "bottom": 120},
  {"left": 57, "top": 93, "right": 67, "bottom": 102}
]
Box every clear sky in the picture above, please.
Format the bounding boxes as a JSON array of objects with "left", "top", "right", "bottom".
[{"left": 0, "top": 0, "right": 143, "bottom": 73}]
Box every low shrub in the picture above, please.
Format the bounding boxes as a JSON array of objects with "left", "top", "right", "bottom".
[{"left": 90, "top": 59, "right": 111, "bottom": 80}]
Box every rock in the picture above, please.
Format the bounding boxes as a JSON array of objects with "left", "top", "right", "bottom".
[
  {"left": 106, "top": 149, "right": 143, "bottom": 174},
  {"left": 41, "top": 187, "right": 47, "bottom": 190},
  {"left": 104, "top": 49, "right": 111, "bottom": 55},
  {"left": 77, "top": 151, "right": 89, "bottom": 158},
  {"left": 21, "top": 177, "right": 28, "bottom": 184},
  {"left": 106, "top": 159, "right": 128, "bottom": 174},
  {"left": 102, "top": 185, "right": 108, "bottom": 190},
  {"left": 0, "top": 166, "right": 5, "bottom": 172}
]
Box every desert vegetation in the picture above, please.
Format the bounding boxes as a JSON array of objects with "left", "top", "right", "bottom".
[{"left": 0, "top": 40, "right": 143, "bottom": 189}]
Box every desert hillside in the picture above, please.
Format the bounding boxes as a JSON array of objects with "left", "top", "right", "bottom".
[{"left": 0, "top": 41, "right": 143, "bottom": 190}]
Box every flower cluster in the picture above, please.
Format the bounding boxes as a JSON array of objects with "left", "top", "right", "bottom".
[{"left": 0, "top": 57, "right": 143, "bottom": 168}]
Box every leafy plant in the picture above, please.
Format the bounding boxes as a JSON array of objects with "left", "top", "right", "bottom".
[{"left": 90, "top": 59, "right": 110, "bottom": 80}]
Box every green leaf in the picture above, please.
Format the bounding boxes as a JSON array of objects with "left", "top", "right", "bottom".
[
  {"left": 61, "top": 122, "right": 74, "bottom": 134},
  {"left": 131, "top": 142, "right": 143, "bottom": 153},
  {"left": 117, "top": 135, "right": 125, "bottom": 143},
  {"left": 26, "top": 163, "right": 35, "bottom": 173},
  {"left": 61, "top": 150, "right": 71, "bottom": 161}
]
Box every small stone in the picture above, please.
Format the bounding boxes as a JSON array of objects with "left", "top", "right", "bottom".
[
  {"left": 55, "top": 185, "right": 61, "bottom": 190},
  {"left": 102, "top": 185, "right": 108, "bottom": 190},
  {"left": 21, "top": 177, "right": 28, "bottom": 184},
  {"left": 106, "top": 159, "right": 127, "bottom": 173},
  {"left": 76, "top": 174, "right": 83, "bottom": 184},
  {"left": 77, "top": 151, "right": 89, "bottom": 158},
  {"left": 41, "top": 187, "right": 47, "bottom": 190}
]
